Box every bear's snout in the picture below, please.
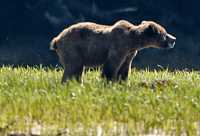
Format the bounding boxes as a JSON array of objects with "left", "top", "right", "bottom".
[{"left": 166, "top": 33, "right": 176, "bottom": 49}]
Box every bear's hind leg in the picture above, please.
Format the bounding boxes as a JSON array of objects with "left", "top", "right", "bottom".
[{"left": 61, "top": 63, "right": 84, "bottom": 84}]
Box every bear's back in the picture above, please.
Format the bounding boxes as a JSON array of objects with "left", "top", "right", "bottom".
[
  {"left": 68, "top": 22, "right": 111, "bottom": 33},
  {"left": 57, "top": 22, "right": 111, "bottom": 40}
]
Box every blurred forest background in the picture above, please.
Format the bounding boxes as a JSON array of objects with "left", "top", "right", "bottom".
[{"left": 0, "top": 0, "right": 199, "bottom": 70}]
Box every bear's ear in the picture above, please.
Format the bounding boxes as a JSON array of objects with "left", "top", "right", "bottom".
[
  {"left": 141, "top": 21, "right": 147, "bottom": 24},
  {"left": 144, "top": 24, "right": 157, "bottom": 35}
]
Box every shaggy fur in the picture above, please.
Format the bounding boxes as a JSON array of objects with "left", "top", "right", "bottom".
[{"left": 50, "top": 20, "right": 176, "bottom": 83}]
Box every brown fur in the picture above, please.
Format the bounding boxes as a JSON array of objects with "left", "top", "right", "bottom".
[{"left": 50, "top": 20, "right": 176, "bottom": 83}]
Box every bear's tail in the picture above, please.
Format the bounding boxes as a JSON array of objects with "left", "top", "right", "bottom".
[{"left": 49, "top": 37, "right": 58, "bottom": 51}]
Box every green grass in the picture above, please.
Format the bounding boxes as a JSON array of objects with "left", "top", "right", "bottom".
[{"left": 0, "top": 66, "right": 200, "bottom": 135}]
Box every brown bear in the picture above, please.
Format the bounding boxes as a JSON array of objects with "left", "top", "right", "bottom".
[{"left": 50, "top": 20, "right": 176, "bottom": 83}]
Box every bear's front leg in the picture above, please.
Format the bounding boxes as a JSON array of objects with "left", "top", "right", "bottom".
[
  {"left": 102, "top": 50, "right": 127, "bottom": 81},
  {"left": 117, "top": 50, "right": 137, "bottom": 80}
]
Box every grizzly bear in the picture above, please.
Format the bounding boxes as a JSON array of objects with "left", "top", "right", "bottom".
[{"left": 50, "top": 20, "right": 176, "bottom": 83}]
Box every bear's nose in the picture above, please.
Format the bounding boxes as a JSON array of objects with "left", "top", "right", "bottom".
[{"left": 167, "top": 33, "right": 176, "bottom": 42}]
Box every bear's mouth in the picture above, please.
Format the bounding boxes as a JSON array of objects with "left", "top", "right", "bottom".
[
  {"left": 167, "top": 41, "right": 175, "bottom": 49},
  {"left": 166, "top": 33, "right": 176, "bottom": 49}
]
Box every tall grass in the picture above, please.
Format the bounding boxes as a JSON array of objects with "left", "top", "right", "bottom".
[{"left": 0, "top": 67, "right": 199, "bottom": 135}]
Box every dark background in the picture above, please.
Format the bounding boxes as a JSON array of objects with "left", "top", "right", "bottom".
[{"left": 0, "top": 0, "right": 200, "bottom": 69}]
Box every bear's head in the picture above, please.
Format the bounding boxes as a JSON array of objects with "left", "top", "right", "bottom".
[{"left": 138, "top": 21, "right": 176, "bottom": 49}]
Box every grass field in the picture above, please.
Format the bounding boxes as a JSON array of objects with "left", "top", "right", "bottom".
[{"left": 0, "top": 66, "right": 200, "bottom": 135}]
